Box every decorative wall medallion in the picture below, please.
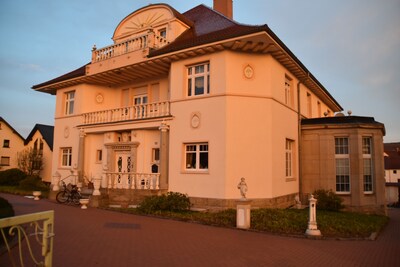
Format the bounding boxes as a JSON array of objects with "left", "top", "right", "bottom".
[
  {"left": 96, "top": 93, "right": 104, "bottom": 103},
  {"left": 244, "top": 65, "right": 254, "bottom": 79},
  {"left": 191, "top": 113, "right": 201, "bottom": 128},
  {"left": 64, "top": 126, "right": 70, "bottom": 138}
]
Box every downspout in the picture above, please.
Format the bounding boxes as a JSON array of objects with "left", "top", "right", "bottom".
[{"left": 297, "top": 81, "right": 303, "bottom": 201}]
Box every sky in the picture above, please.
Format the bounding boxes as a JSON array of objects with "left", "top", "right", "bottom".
[{"left": 0, "top": 0, "right": 399, "bottom": 142}]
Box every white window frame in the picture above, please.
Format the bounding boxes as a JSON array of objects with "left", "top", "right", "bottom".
[
  {"left": 285, "top": 76, "right": 292, "bottom": 106},
  {"left": 65, "top": 91, "right": 75, "bottom": 115},
  {"left": 335, "top": 137, "right": 350, "bottom": 194},
  {"left": 362, "top": 137, "right": 373, "bottom": 193},
  {"left": 285, "top": 139, "right": 294, "bottom": 178},
  {"left": 61, "top": 147, "right": 72, "bottom": 167},
  {"left": 187, "top": 63, "right": 210, "bottom": 97},
  {"left": 184, "top": 143, "right": 209, "bottom": 172}
]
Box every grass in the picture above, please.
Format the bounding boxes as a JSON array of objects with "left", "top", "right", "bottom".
[
  {"left": 108, "top": 207, "right": 389, "bottom": 239},
  {"left": 0, "top": 186, "right": 50, "bottom": 198}
]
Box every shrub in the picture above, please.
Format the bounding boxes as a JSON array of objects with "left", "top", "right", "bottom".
[
  {"left": 18, "top": 175, "right": 48, "bottom": 191},
  {"left": 0, "top": 168, "right": 27, "bottom": 186},
  {"left": 313, "top": 189, "right": 344, "bottom": 212},
  {"left": 0, "top": 197, "right": 15, "bottom": 246},
  {"left": 138, "top": 192, "right": 191, "bottom": 213}
]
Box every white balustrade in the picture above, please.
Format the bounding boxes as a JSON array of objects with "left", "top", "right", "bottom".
[
  {"left": 82, "top": 101, "right": 170, "bottom": 125},
  {"left": 103, "top": 172, "right": 160, "bottom": 190},
  {"left": 92, "top": 31, "right": 168, "bottom": 62}
]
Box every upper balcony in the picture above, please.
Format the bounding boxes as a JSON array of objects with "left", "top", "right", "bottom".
[{"left": 87, "top": 30, "right": 169, "bottom": 76}]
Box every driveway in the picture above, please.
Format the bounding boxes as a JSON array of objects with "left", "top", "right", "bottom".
[{"left": 1, "top": 193, "right": 399, "bottom": 267}]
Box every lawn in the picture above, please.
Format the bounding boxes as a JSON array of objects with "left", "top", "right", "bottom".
[{"left": 109, "top": 207, "right": 389, "bottom": 239}]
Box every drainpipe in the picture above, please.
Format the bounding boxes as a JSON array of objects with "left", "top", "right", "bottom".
[{"left": 297, "top": 81, "right": 303, "bottom": 202}]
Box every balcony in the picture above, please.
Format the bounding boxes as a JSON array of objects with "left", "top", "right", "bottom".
[
  {"left": 91, "top": 30, "right": 168, "bottom": 63},
  {"left": 82, "top": 101, "right": 170, "bottom": 126}
]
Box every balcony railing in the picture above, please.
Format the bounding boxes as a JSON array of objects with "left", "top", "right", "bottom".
[
  {"left": 0, "top": 210, "right": 54, "bottom": 267},
  {"left": 82, "top": 101, "right": 170, "bottom": 125},
  {"left": 104, "top": 172, "right": 160, "bottom": 190},
  {"left": 92, "top": 30, "right": 168, "bottom": 62}
]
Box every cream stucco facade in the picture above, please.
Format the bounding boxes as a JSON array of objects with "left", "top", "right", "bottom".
[{"left": 32, "top": 2, "right": 385, "bottom": 212}]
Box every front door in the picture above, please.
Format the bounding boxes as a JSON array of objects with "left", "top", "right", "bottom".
[{"left": 115, "top": 151, "right": 132, "bottom": 188}]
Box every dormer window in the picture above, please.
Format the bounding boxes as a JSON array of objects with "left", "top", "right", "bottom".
[{"left": 158, "top": 28, "right": 167, "bottom": 39}]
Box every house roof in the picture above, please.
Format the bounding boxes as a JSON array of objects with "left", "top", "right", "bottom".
[
  {"left": 31, "top": 3, "right": 342, "bottom": 110},
  {"left": 384, "top": 142, "right": 400, "bottom": 170},
  {"left": 0, "top": 116, "right": 25, "bottom": 141},
  {"left": 24, "top": 124, "right": 54, "bottom": 151},
  {"left": 301, "top": 115, "right": 386, "bottom": 134}
]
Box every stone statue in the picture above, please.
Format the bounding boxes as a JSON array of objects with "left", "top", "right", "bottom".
[{"left": 237, "top": 177, "right": 248, "bottom": 199}]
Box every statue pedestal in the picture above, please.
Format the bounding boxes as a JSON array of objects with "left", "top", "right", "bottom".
[{"left": 236, "top": 199, "right": 251, "bottom": 229}]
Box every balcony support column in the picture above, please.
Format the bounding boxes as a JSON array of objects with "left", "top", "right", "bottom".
[
  {"left": 77, "top": 128, "right": 86, "bottom": 183},
  {"left": 159, "top": 122, "right": 169, "bottom": 190}
]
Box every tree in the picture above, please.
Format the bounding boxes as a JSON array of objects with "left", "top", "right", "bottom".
[{"left": 17, "top": 147, "right": 44, "bottom": 176}]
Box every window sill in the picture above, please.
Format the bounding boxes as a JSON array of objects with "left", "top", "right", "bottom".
[
  {"left": 364, "top": 192, "right": 374, "bottom": 195},
  {"left": 182, "top": 170, "right": 209, "bottom": 175},
  {"left": 336, "top": 192, "right": 351, "bottom": 195},
  {"left": 285, "top": 177, "right": 296, "bottom": 182}
]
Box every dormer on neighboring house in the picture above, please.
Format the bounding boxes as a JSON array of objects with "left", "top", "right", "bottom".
[
  {"left": 0, "top": 117, "right": 25, "bottom": 170},
  {"left": 24, "top": 124, "right": 54, "bottom": 182}
]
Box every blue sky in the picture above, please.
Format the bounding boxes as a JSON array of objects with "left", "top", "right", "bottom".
[{"left": 0, "top": 0, "right": 399, "bottom": 142}]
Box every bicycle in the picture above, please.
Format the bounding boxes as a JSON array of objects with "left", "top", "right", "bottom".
[{"left": 56, "top": 181, "right": 82, "bottom": 205}]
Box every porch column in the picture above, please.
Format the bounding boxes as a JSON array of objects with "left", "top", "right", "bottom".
[
  {"left": 159, "top": 122, "right": 169, "bottom": 190},
  {"left": 77, "top": 128, "right": 86, "bottom": 183}
]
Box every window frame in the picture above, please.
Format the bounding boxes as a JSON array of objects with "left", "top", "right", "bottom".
[
  {"left": 335, "top": 137, "right": 350, "bottom": 194},
  {"left": 0, "top": 156, "right": 10, "bottom": 166},
  {"left": 184, "top": 142, "right": 209, "bottom": 172},
  {"left": 285, "top": 139, "right": 294, "bottom": 179},
  {"left": 284, "top": 76, "right": 292, "bottom": 106},
  {"left": 362, "top": 137, "right": 373, "bottom": 194},
  {"left": 3, "top": 139, "right": 10, "bottom": 148},
  {"left": 64, "top": 91, "right": 75, "bottom": 115},
  {"left": 187, "top": 62, "right": 210, "bottom": 97},
  {"left": 61, "top": 147, "right": 72, "bottom": 168}
]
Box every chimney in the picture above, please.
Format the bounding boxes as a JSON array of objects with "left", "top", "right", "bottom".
[{"left": 213, "top": 0, "right": 233, "bottom": 19}]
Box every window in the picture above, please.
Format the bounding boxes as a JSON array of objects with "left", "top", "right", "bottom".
[
  {"left": 39, "top": 140, "right": 44, "bottom": 155},
  {"left": 158, "top": 28, "right": 167, "bottom": 39},
  {"left": 285, "top": 76, "right": 292, "bottom": 106},
  {"left": 0, "top": 157, "right": 10, "bottom": 166},
  {"left": 187, "top": 63, "right": 210, "bottom": 96},
  {"left": 65, "top": 91, "right": 75, "bottom": 115},
  {"left": 335, "top": 137, "right": 350, "bottom": 193},
  {"left": 317, "top": 101, "right": 321, "bottom": 117},
  {"left": 3, "top": 139, "right": 10, "bottom": 148},
  {"left": 152, "top": 148, "right": 160, "bottom": 163},
  {"left": 307, "top": 93, "right": 312, "bottom": 117},
  {"left": 96, "top": 150, "right": 103, "bottom": 163},
  {"left": 61, "top": 147, "right": 72, "bottom": 167},
  {"left": 363, "top": 137, "right": 373, "bottom": 193},
  {"left": 285, "top": 139, "right": 294, "bottom": 178},
  {"left": 185, "top": 143, "right": 208, "bottom": 171}
]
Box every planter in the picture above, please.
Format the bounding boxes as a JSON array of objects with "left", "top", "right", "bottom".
[
  {"left": 33, "top": 191, "right": 42, "bottom": 201},
  {"left": 79, "top": 199, "right": 90, "bottom": 209}
]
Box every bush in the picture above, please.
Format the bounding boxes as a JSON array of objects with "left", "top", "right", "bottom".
[
  {"left": 18, "top": 175, "right": 48, "bottom": 191},
  {"left": 138, "top": 192, "right": 191, "bottom": 213},
  {"left": 0, "top": 168, "right": 27, "bottom": 186},
  {"left": 313, "top": 189, "right": 344, "bottom": 212},
  {"left": 0, "top": 197, "right": 15, "bottom": 246}
]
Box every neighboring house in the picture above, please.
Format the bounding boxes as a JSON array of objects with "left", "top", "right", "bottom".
[
  {"left": 32, "top": 1, "right": 386, "bottom": 213},
  {"left": 0, "top": 117, "right": 25, "bottom": 170},
  {"left": 24, "top": 124, "right": 54, "bottom": 183},
  {"left": 384, "top": 142, "right": 400, "bottom": 205}
]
